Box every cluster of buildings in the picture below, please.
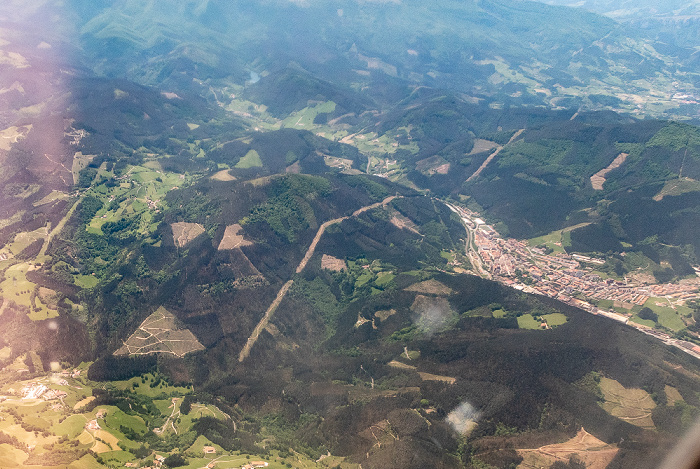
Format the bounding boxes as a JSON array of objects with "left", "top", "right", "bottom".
[
  {"left": 442, "top": 203, "right": 700, "bottom": 359},
  {"left": 19, "top": 382, "right": 67, "bottom": 401},
  {"left": 466, "top": 216, "right": 699, "bottom": 312},
  {"left": 445, "top": 202, "right": 700, "bottom": 348},
  {"left": 59, "top": 368, "right": 82, "bottom": 379}
]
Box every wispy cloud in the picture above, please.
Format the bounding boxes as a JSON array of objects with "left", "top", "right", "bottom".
[{"left": 446, "top": 400, "right": 481, "bottom": 435}]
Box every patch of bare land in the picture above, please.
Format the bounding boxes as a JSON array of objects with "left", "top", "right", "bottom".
[
  {"left": 114, "top": 306, "right": 205, "bottom": 358},
  {"left": 324, "top": 155, "right": 355, "bottom": 172},
  {"left": 375, "top": 309, "right": 396, "bottom": 322},
  {"left": 0, "top": 124, "right": 31, "bottom": 151},
  {"left": 418, "top": 372, "right": 456, "bottom": 384},
  {"left": 210, "top": 169, "right": 236, "bottom": 181},
  {"left": 358, "top": 420, "right": 397, "bottom": 448},
  {"left": 285, "top": 161, "right": 301, "bottom": 173},
  {"left": 217, "top": 224, "right": 253, "bottom": 250},
  {"left": 390, "top": 213, "right": 421, "bottom": 235},
  {"left": 469, "top": 139, "right": 499, "bottom": 155},
  {"left": 355, "top": 314, "right": 372, "bottom": 328},
  {"left": 516, "top": 427, "right": 618, "bottom": 469},
  {"left": 590, "top": 152, "right": 628, "bottom": 190},
  {"left": 628, "top": 271, "right": 656, "bottom": 285},
  {"left": 653, "top": 177, "right": 700, "bottom": 201},
  {"left": 71, "top": 152, "right": 95, "bottom": 184},
  {"left": 171, "top": 222, "right": 205, "bottom": 248},
  {"left": 416, "top": 155, "right": 450, "bottom": 175},
  {"left": 467, "top": 129, "right": 524, "bottom": 182},
  {"left": 388, "top": 360, "right": 416, "bottom": 370},
  {"left": 405, "top": 279, "right": 453, "bottom": 296},
  {"left": 321, "top": 254, "right": 346, "bottom": 271},
  {"left": 246, "top": 175, "right": 273, "bottom": 186}
]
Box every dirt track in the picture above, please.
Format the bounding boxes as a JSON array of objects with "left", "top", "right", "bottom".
[
  {"left": 239, "top": 195, "right": 399, "bottom": 362},
  {"left": 466, "top": 129, "right": 524, "bottom": 182}
]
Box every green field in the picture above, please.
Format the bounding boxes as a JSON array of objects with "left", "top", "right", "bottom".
[
  {"left": 541, "top": 313, "right": 567, "bottom": 326},
  {"left": 527, "top": 230, "right": 566, "bottom": 254},
  {"left": 281, "top": 100, "right": 336, "bottom": 130},
  {"left": 375, "top": 271, "right": 395, "bottom": 287},
  {"left": 0, "top": 262, "right": 57, "bottom": 321},
  {"left": 235, "top": 149, "right": 263, "bottom": 168},
  {"left": 628, "top": 298, "right": 691, "bottom": 332},
  {"left": 54, "top": 415, "right": 90, "bottom": 439},
  {"left": 7, "top": 227, "right": 47, "bottom": 256},
  {"left": 103, "top": 408, "right": 148, "bottom": 435},
  {"left": 75, "top": 274, "right": 99, "bottom": 288},
  {"left": 641, "top": 298, "right": 689, "bottom": 332},
  {"left": 0, "top": 365, "right": 359, "bottom": 469},
  {"left": 517, "top": 314, "right": 542, "bottom": 329},
  {"left": 112, "top": 373, "right": 192, "bottom": 398},
  {"left": 0, "top": 443, "right": 28, "bottom": 467}
]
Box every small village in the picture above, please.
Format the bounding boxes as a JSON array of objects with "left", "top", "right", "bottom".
[{"left": 446, "top": 203, "right": 700, "bottom": 360}]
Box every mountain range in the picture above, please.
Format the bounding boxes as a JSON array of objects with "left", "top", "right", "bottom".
[{"left": 1, "top": 1, "right": 700, "bottom": 468}]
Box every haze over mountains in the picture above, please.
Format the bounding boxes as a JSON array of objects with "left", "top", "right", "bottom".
[
  {"left": 67, "top": 0, "right": 700, "bottom": 118},
  {"left": 0, "top": 1, "right": 700, "bottom": 469}
]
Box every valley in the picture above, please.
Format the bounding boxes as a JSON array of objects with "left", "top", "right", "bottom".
[{"left": 447, "top": 202, "right": 700, "bottom": 359}]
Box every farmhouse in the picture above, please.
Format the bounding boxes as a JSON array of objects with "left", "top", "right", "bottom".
[{"left": 85, "top": 419, "right": 100, "bottom": 430}]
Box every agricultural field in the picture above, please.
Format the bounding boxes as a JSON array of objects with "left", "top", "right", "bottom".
[
  {"left": 84, "top": 164, "right": 187, "bottom": 237},
  {"left": 628, "top": 298, "right": 692, "bottom": 332},
  {"left": 599, "top": 377, "right": 656, "bottom": 430},
  {"left": 235, "top": 149, "right": 263, "bottom": 169},
  {"left": 0, "top": 364, "right": 356, "bottom": 469},
  {"left": 541, "top": 313, "right": 568, "bottom": 326},
  {"left": 281, "top": 101, "right": 336, "bottom": 130},
  {"left": 517, "top": 313, "right": 542, "bottom": 329},
  {"left": 0, "top": 262, "right": 57, "bottom": 321}
]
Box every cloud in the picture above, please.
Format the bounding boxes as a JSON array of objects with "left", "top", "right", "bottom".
[
  {"left": 446, "top": 400, "right": 481, "bottom": 435},
  {"left": 410, "top": 295, "right": 455, "bottom": 336}
]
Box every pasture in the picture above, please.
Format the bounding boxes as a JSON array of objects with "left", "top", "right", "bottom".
[
  {"left": 517, "top": 313, "right": 542, "bottom": 329},
  {"left": 599, "top": 377, "right": 656, "bottom": 430}
]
